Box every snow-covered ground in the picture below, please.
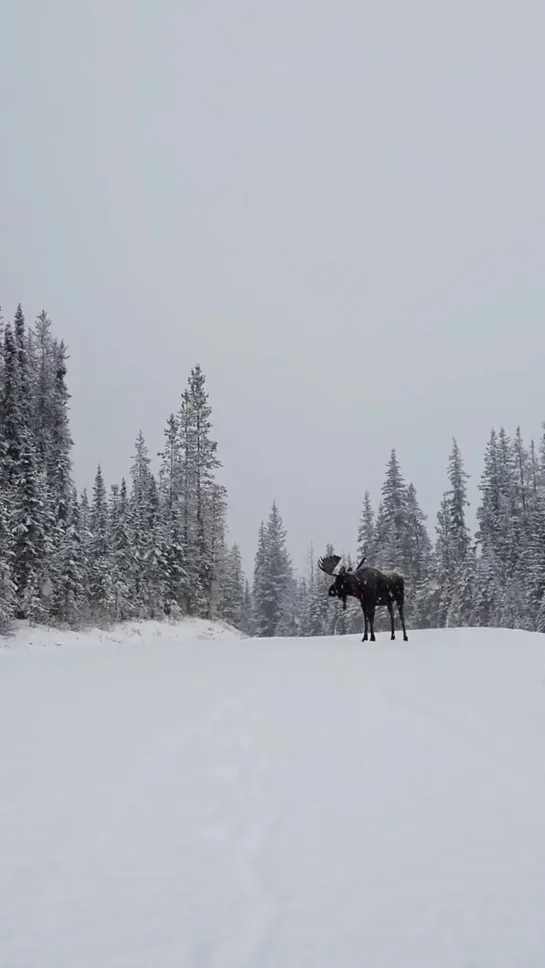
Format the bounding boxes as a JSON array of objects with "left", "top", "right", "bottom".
[{"left": 2, "top": 623, "right": 545, "bottom": 967}]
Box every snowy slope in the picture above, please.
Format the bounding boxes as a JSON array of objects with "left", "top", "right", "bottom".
[{"left": 1, "top": 625, "right": 545, "bottom": 967}]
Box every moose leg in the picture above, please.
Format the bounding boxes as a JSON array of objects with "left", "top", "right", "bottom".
[
  {"left": 368, "top": 604, "right": 376, "bottom": 642},
  {"left": 397, "top": 598, "right": 409, "bottom": 641},
  {"left": 361, "top": 604, "right": 369, "bottom": 642},
  {"left": 387, "top": 598, "right": 396, "bottom": 640}
]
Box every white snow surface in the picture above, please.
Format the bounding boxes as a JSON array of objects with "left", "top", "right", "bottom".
[{"left": 2, "top": 622, "right": 545, "bottom": 967}]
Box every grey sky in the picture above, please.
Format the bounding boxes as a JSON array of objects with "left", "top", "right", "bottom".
[{"left": 2, "top": 0, "right": 545, "bottom": 573}]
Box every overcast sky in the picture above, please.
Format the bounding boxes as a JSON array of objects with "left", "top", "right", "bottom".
[{"left": 1, "top": 0, "right": 545, "bottom": 573}]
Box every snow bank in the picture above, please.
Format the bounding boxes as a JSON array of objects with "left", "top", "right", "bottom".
[
  {"left": 1, "top": 625, "right": 545, "bottom": 966},
  {"left": 0, "top": 615, "right": 245, "bottom": 651}
]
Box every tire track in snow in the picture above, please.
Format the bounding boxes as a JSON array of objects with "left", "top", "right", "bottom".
[
  {"left": 379, "top": 681, "right": 545, "bottom": 785},
  {"left": 197, "top": 696, "right": 281, "bottom": 966}
]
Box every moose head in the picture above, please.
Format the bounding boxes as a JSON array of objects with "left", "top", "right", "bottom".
[{"left": 318, "top": 553, "right": 351, "bottom": 607}]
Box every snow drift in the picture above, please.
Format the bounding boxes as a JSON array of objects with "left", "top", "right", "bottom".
[{"left": 1, "top": 623, "right": 545, "bottom": 967}]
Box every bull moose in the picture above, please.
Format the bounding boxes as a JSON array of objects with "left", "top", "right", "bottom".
[{"left": 318, "top": 553, "right": 408, "bottom": 643}]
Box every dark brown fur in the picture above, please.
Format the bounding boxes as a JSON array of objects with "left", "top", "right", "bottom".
[{"left": 320, "top": 554, "right": 408, "bottom": 642}]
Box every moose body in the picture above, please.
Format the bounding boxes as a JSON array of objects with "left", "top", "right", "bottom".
[{"left": 319, "top": 554, "right": 408, "bottom": 642}]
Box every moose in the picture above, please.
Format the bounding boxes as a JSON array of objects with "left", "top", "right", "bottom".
[{"left": 318, "top": 553, "right": 408, "bottom": 643}]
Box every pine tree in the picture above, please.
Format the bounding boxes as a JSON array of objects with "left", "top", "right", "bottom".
[
  {"left": 0, "top": 324, "right": 23, "bottom": 492},
  {"left": 446, "top": 439, "right": 470, "bottom": 562},
  {"left": 252, "top": 521, "right": 268, "bottom": 636},
  {"left": 357, "top": 490, "right": 376, "bottom": 565},
  {"left": 0, "top": 481, "right": 16, "bottom": 629},
  {"left": 307, "top": 541, "right": 335, "bottom": 636},
  {"left": 188, "top": 365, "right": 223, "bottom": 616},
  {"left": 158, "top": 414, "right": 186, "bottom": 616},
  {"left": 12, "top": 438, "right": 52, "bottom": 621},
  {"left": 88, "top": 465, "right": 113, "bottom": 619},
  {"left": 240, "top": 579, "right": 253, "bottom": 636},
  {"left": 403, "top": 483, "right": 432, "bottom": 626},
  {"left": 129, "top": 431, "right": 155, "bottom": 617},
  {"left": 14, "top": 304, "right": 31, "bottom": 429},
  {"left": 220, "top": 543, "right": 245, "bottom": 629},
  {"left": 49, "top": 487, "right": 87, "bottom": 626},
  {"left": 527, "top": 426, "right": 545, "bottom": 626},
  {"left": 48, "top": 340, "right": 73, "bottom": 522},
  {"left": 176, "top": 366, "right": 223, "bottom": 617},
  {"left": 375, "top": 450, "right": 408, "bottom": 571},
  {"left": 431, "top": 440, "right": 472, "bottom": 627},
  {"left": 143, "top": 473, "right": 166, "bottom": 618},
  {"left": 109, "top": 480, "right": 133, "bottom": 622},
  {"left": 264, "top": 501, "right": 292, "bottom": 637},
  {"left": 207, "top": 482, "right": 228, "bottom": 620}
]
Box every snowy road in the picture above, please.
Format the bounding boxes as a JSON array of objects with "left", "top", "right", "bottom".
[{"left": 2, "top": 623, "right": 545, "bottom": 966}]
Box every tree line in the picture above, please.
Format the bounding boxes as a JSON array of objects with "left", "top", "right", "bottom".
[{"left": 0, "top": 304, "right": 543, "bottom": 637}]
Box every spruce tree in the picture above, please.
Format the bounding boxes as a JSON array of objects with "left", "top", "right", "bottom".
[
  {"left": 252, "top": 521, "right": 268, "bottom": 636},
  {"left": 176, "top": 366, "right": 223, "bottom": 617},
  {"left": 307, "top": 541, "right": 335, "bottom": 636},
  {"left": 188, "top": 365, "right": 223, "bottom": 616},
  {"left": 240, "top": 579, "right": 253, "bottom": 636},
  {"left": 403, "top": 482, "right": 432, "bottom": 626},
  {"left": 158, "top": 414, "right": 186, "bottom": 616},
  {"left": 375, "top": 450, "right": 408, "bottom": 571},
  {"left": 264, "top": 500, "right": 292, "bottom": 637},
  {"left": 88, "top": 465, "right": 113, "bottom": 619},
  {"left": 0, "top": 324, "right": 23, "bottom": 491},
  {"left": 129, "top": 432, "right": 155, "bottom": 617},
  {"left": 0, "top": 482, "right": 16, "bottom": 629},
  {"left": 220, "top": 543, "right": 245, "bottom": 629},
  {"left": 109, "top": 480, "right": 133, "bottom": 622},
  {"left": 49, "top": 487, "right": 87, "bottom": 626},
  {"left": 357, "top": 490, "right": 376, "bottom": 565}
]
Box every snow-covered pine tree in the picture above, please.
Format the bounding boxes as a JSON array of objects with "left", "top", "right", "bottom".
[
  {"left": 12, "top": 441, "right": 52, "bottom": 622},
  {"left": 443, "top": 439, "right": 472, "bottom": 627},
  {"left": 264, "top": 500, "right": 292, "bottom": 637},
  {"left": 176, "top": 366, "right": 223, "bottom": 617},
  {"left": 0, "top": 477, "right": 16, "bottom": 629},
  {"left": 307, "top": 541, "right": 335, "bottom": 637},
  {"left": 374, "top": 450, "right": 408, "bottom": 572},
  {"left": 474, "top": 427, "right": 527, "bottom": 628},
  {"left": 372, "top": 451, "right": 412, "bottom": 630},
  {"left": 446, "top": 439, "right": 470, "bottom": 562},
  {"left": 48, "top": 340, "right": 73, "bottom": 521},
  {"left": 401, "top": 483, "right": 432, "bottom": 627},
  {"left": 129, "top": 431, "right": 158, "bottom": 618},
  {"left": 508, "top": 427, "right": 534, "bottom": 628},
  {"left": 30, "top": 311, "right": 55, "bottom": 463},
  {"left": 14, "top": 304, "right": 31, "bottom": 430},
  {"left": 145, "top": 474, "right": 167, "bottom": 618},
  {"left": 252, "top": 502, "right": 292, "bottom": 637},
  {"left": 357, "top": 490, "right": 376, "bottom": 565},
  {"left": 207, "top": 482, "right": 228, "bottom": 620},
  {"left": 177, "top": 387, "right": 195, "bottom": 613},
  {"left": 219, "top": 543, "right": 245, "bottom": 629},
  {"left": 88, "top": 465, "right": 113, "bottom": 621},
  {"left": 474, "top": 429, "right": 501, "bottom": 626},
  {"left": 188, "top": 365, "right": 223, "bottom": 617},
  {"left": 241, "top": 579, "right": 253, "bottom": 636},
  {"left": 49, "top": 486, "right": 87, "bottom": 626},
  {"left": 158, "top": 414, "right": 186, "bottom": 616},
  {"left": 46, "top": 340, "right": 76, "bottom": 619},
  {"left": 527, "top": 425, "right": 545, "bottom": 628},
  {"left": 252, "top": 521, "right": 269, "bottom": 637},
  {"left": 0, "top": 324, "right": 23, "bottom": 493},
  {"left": 292, "top": 576, "right": 310, "bottom": 637},
  {"left": 432, "top": 494, "right": 453, "bottom": 627},
  {"left": 2, "top": 308, "right": 54, "bottom": 619},
  {"left": 108, "top": 480, "right": 133, "bottom": 622}
]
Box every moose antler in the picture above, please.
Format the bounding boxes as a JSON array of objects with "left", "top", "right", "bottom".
[{"left": 317, "top": 553, "right": 342, "bottom": 576}]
